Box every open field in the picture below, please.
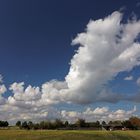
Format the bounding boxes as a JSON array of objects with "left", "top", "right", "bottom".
[{"left": 0, "top": 130, "right": 140, "bottom": 140}]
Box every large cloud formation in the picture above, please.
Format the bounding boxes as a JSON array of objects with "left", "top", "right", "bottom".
[
  {"left": 7, "top": 11, "right": 140, "bottom": 105},
  {"left": 65, "top": 11, "right": 140, "bottom": 103},
  {"left": 0, "top": 11, "right": 140, "bottom": 123}
]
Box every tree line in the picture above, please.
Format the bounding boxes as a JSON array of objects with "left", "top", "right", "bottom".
[
  {"left": 0, "top": 116, "right": 140, "bottom": 130},
  {"left": 14, "top": 116, "right": 140, "bottom": 130}
]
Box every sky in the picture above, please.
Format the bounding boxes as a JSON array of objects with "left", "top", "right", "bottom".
[{"left": 0, "top": 0, "right": 140, "bottom": 124}]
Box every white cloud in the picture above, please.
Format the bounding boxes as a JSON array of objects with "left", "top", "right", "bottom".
[
  {"left": 41, "top": 80, "right": 68, "bottom": 105},
  {"left": 8, "top": 82, "right": 41, "bottom": 109},
  {"left": 108, "top": 106, "right": 136, "bottom": 120},
  {"left": 124, "top": 76, "right": 133, "bottom": 80},
  {"left": 136, "top": 77, "right": 140, "bottom": 86},
  {"left": 0, "top": 104, "right": 135, "bottom": 124},
  {"left": 8, "top": 80, "right": 67, "bottom": 109},
  {"left": 65, "top": 11, "right": 140, "bottom": 103},
  {"left": 0, "top": 85, "right": 7, "bottom": 94},
  {"left": 9, "top": 82, "right": 24, "bottom": 93},
  {"left": 61, "top": 106, "right": 136, "bottom": 122},
  {"left": 9, "top": 82, "right": 41, "bottom": 101}
]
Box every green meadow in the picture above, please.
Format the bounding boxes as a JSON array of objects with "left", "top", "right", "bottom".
[{"left": 0, "top": 130, "right": 139, "bottom": 140}]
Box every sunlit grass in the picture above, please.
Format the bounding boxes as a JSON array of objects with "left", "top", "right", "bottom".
[{"left": 0, "top": 130, "right": 140, "bottom": 140}]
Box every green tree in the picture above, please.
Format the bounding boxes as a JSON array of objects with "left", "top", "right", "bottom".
[
  {"left": 54, "top": 119, "right": 64, "bottom": 128},
  {"left": 33, "top": 123, "right": 40, "bottom": 130},
  {"left": 64, "top": 121, "right": 69, "bottom": 127},
  {"left": 16, "top": 121, "right": 21, "bottom": 127},
  {"left": 21, "top": 121, "right": 29, "bottom": 129},
  {"left": 28, "top": 121, "right": 33, "bottom": 129},
  {"left": 122, "top": 120, "right": 133, "bottom": 129},
  {"left": 75, "top": 119, "right": 86, "bottom": 128},
  {"left": 0, "top": 121, "right": 9, "bottom": 127},
  {"left": 101, "top": 121, "right": 106, "bottom": 125},
  {"left": 95, "top": 121, "right": 100, "bottom": 127}
]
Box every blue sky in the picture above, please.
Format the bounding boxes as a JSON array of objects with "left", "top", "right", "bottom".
[
  {"left": 0, "top": 0, "right": 140, "bottom": 123},
  {"left": 0, "top": 0, "right": 139, "bottom": 85}
]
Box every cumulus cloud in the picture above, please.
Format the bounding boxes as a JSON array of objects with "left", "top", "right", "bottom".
[
  {"left": 41, "top": 80, "right": 68, "bottom": 105},
  {"left": 0, "top": 85, "right": 7, "bottom": 94},
  {"left": 65, "top": 11, "right": 140, "bottom": 103},
  {"left": 61, "top": 106, "right": 136, "bottom": 122},
  {"left": 7, "top": 80, "right": 67, "bottom": 110},
  {"left": 124, "top": 76, "right": 133, "bottom": 80},
  {"left": 6, "top": 11, "right": 140, "bottom": 105},
  {"left": 0, "top": 103, "right": 136, "bottom": 124},
  {"left": 8, "top": 82, "right": 41, "bottom": 109}
]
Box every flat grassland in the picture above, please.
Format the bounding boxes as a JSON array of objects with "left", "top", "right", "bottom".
[{"left": 0, "top": 130, "right": 139, "bottom": 140}]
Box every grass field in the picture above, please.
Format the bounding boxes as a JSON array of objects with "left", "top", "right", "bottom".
[{"left": 0, "top": 130, "right": 140, "bottom": 140}]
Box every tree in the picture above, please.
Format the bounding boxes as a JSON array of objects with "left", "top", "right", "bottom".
[
  {"left": 4, "top": 121, "right": 9, "bottom": 127},
  {"left": 54, "top": 119, "right": 64, "bottom": 128},
  {"left": 39, "top": 121, "right": 45, "bottom": 129},
  {"left": 95, "top": 121, "right": 100, "bottom": 127},
  {"left": 0, "top": 121, "right": 9, "bottom": 127},
  {"left": 122, "top": 120, "right": 133, "bottom": 129},
  {"left": 129, "top": 117, "right": 140, "bottom": 130},
  {"left": 108, "top": 121, "right": 113, "bottom": 125},
  {"left": 101, "top": 121, "right": 106, "bottom": 125},
  {"left": 64, "top": 121, "right": 69, "bottom": 127},
  {"left": 75, "top": 119, "right": 86, "bottom": 128},
  {"left": 33, "top": 123, "right": 40, "bottom": 130},
  {"left": 21, "top": 121, "right": 29, "bottom": 129},
  {"left": 16, "top": 121, "right": 21, "bottom": 127},
  {"left": 28, "top": 121, "right": 33, "bottom": 129},
  {"left": 46, "top": 121, "right": 55, "bottom": 129}
]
